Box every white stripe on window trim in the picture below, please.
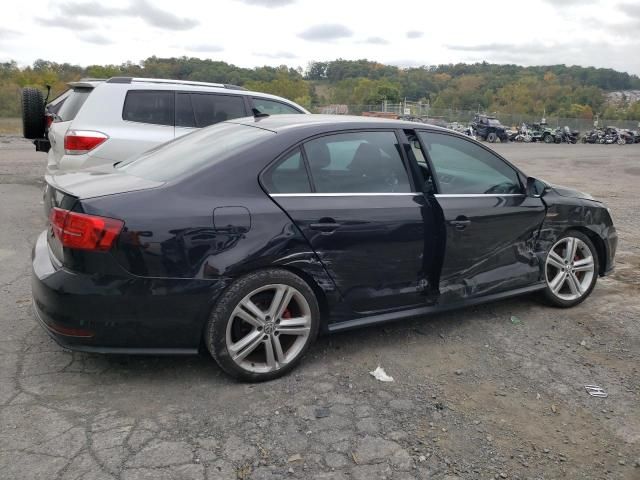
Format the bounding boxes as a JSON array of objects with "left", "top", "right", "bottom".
[{"left": 269, "top": 193, "right": 525, "bottom": 198}]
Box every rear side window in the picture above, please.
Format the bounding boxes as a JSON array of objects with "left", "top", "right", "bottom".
[
  {"left": 190, "top": 93, "right": 246, "bottom": 128},
  {"left": 252, "top": 97, "right": 302, "bottom": 115},
  {"left": 57, "top": 87, "right": 92, "bottom": 121},
  {"left": 262, "top": 149, "right": 311, "bottom": 194},
  {"left": 175, "top": 93, "right": 196, "bottom": 128},
  {"left": 303, "top": 131, "right": 411, "bottom": 193},
  {"left": 123, "top": 91, "right": 174, "bottom": 126},
  {"left": 118, "top": 122, "right": 273, "bottom": 182}
]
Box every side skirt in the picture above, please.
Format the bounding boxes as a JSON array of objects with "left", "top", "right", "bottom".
[{"left": 327, "top": 282, "right": 546, "bottom": 333}]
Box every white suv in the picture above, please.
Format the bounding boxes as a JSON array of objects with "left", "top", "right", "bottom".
[{"left": 22, "top": 77, "right": 309, "bottom": 172}]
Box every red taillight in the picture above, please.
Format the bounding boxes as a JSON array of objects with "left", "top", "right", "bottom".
[
  {"left": 45, "top": 114, "right": 53, "bottom": 129},
  {"left": 49, "top": 207, "right": 124, "bottom": 251},
  {"left": 64, "top": 130, "right": 108, "bottom": 155}
]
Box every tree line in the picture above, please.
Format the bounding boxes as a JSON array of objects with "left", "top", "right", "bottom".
[{"left": 1, "top": 57, "right": 639, "bottom": 121}]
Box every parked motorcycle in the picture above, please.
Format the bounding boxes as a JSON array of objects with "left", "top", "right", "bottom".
[
  {"left": 557, "top": 126, "right": 580, "bottom": 144},
  {"left": 581, "top": 129, "right": 605, "bottom": 144}
]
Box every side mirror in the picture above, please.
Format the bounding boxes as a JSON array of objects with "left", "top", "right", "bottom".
[{"left": 526, "top": 177, "right": 549, "bottom": 198}]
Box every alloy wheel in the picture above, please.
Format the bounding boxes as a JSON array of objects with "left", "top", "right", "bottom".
[
  {"left": 545, "top": 237, "right": 595, "bottom": 301},
  {"left": 225, "top": 284, "right": 312, "bottom": 374}
]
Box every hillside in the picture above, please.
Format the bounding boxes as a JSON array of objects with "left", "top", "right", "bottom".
[{"left": 1, "top": 57, "right": 639, "bottom": 121}]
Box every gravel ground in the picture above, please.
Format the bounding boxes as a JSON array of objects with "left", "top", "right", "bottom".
[{"left": 0, "top": 136, "right": 638, "bottom": 480}]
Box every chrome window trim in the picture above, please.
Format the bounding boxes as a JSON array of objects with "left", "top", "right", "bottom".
[
  {"left": 270, "top": 193, "right": 526, "bottom": 198},
  {"left": 270, "top": 192, "right": 419, "bottom": 197},
  {"left": 435, "top": 193, "right": 525, "bottom": 198}
]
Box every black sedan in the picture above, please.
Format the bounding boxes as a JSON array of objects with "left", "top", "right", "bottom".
[{"left": 32, "top": 115, "right": 617, "bottom": 381}]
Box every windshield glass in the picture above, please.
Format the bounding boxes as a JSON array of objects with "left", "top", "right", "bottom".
[
  {"left": 487, "top": 119, "right": 501, "bottom": 126},
  {"left": 118, "top": 122, "right": 274, "bottom": 182}
]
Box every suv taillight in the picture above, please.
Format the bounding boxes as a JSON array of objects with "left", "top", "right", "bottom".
[
  {"left": 64, "top": 130, "right": 108, "bottom": 155},
  {"left": 50, "top": 207, "right": 123, "bottom": 251}
]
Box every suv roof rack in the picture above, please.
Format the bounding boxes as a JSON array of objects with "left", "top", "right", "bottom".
[{"left": 106, "top": 77, "right": 247, "bottom": 91}]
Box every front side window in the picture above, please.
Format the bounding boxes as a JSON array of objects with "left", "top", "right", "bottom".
[
  {"left": 418, "top": 132, "right": 522, "bottom": 195},
  {"left": 122, "top": 90, "right": 174, "bottom": 126},
  {"left": 191, "top": 93, "right": 246, "bottom": 128},
  {"left": 252, "top": 97, "right": 302, "bottom": 115},
  {"left": 262, "top": 149, "right": 311, "bottom": 194},
  {"left": 303, "top": 131, "right": 411, "bottom": 193}
]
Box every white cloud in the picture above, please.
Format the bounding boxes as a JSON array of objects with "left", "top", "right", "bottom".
[
  {"left": 298, "top": 24, "right": 352, "bottom": 41},
  {"left": 4, "top": 0, "right": 640, "bottom": 76}
]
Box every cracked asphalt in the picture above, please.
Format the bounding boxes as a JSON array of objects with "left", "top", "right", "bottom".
[{"left": 0, "top": 136, "right": 638, "bottom": 479}]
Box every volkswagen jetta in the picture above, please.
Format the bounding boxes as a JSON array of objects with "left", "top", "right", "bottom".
[{"left": 32, "top": 115, "right": 617, "bottom": 381}]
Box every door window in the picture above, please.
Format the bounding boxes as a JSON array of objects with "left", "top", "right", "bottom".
[
  {"left": 252, "top": 97, "right": 302, "bottom": 115},
  {"left": 122, "top": 90, "right": 174, "bottom": 126},
  {"left": 262, "top": 149, "right": 311, "bottom": 194},
  {"left": 418, "top": 132, "right": 522, "bottom": 195},
  {"left": 190, "top": 93, "right": 246, "bottom": 127},
  {"left": 175, "top": 93, "right": 196, "bottom": 128},
  {"left": 303, "top": 131, "right": 411, "bottom": 193}
]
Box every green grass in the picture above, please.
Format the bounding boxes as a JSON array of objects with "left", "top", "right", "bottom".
[{"left": 0, "top": 118, "right": 21, "bottom": 135}]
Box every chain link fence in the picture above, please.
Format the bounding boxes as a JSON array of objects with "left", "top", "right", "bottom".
[{"left": 312, "top": 102, "right": 640, "bottom": 132}]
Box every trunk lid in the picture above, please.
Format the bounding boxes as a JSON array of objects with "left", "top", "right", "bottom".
[
  {"left": 43, "top": 169, "right": 163, "bottom": 265},
  {"left": 45, "top": 168, "right": 164, "bottom": 200}
]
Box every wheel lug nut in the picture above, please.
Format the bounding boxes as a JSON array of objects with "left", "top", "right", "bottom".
[{"left": 263, "top": 335, "right": 268, "bottom": 340}]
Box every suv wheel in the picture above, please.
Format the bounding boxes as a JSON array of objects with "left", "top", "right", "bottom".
[
  {"left": 543, "top": 134, "right": 553, "bottom": 144},
  {"left": 206, "top": 269, "right": 320, "bottom": 381},
  {"left": 542, "top": 231, "right": 598, "bottom": 308},
  {"left": 22, "top": 88, "right": 45, "bottom": 140},
  {"left": 486, "top": 132, "right": 497, "bottom": 143}
]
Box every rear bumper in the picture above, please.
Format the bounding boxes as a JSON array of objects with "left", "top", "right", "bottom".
[{"left": 31, "top": 231, "right": 226, "bottom": 353}]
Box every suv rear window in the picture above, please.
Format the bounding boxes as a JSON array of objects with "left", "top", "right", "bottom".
[
  {"left": 57, "top": 87, "right": 92, "bottom": 121},
  {"left": 118, "top": 122, "right": 273, "bottom": 181},
  {"left": 122, "top": 90, "right": 174, "bottom": 126}
]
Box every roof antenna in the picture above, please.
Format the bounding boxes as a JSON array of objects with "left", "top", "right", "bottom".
[{"left": 252, "top": 108, "right": 269, "bottom": 119}]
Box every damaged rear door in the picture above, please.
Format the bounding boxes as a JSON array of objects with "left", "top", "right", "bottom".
[
  {"left": 263, "top": 130, "right": 440, "bottom": 315},
  {"left": 416, "top": 130, "right": 546, "bottom": 302}
]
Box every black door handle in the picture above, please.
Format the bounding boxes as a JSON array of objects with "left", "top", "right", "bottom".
[
  {"left": 309, "top": 219, "right": 341, "bottom": 232},
  {"left": 449, "top": 216, "right": 470, "bottom": 230}
]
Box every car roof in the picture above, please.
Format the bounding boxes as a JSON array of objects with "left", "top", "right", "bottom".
[{"left": 228, "top": 114, "right": 451, "bottom": 133}]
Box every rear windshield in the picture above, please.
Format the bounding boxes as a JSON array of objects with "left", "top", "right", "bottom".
[
  {"left": 118, "top": 122, "right": 273, "bottom": 182},
  {"left": 56, "top": 87, "right": 92, "bottom": 121}
]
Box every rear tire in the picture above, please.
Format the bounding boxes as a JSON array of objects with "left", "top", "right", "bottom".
[
  {"left": 21, "top": 88, "right": 45, "bottom": 139},
  {"left": 206, "top": 269, "right": 320, "bottom": 382},
  {"left": 542, "top": 230, "right": 599, "bottom": 308},
  {"left": 486, "top": 132, "right": 497, "bottom": 143}
]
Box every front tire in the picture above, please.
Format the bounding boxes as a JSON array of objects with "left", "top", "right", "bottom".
[
  {"left": 206, "top": 269, "right": 320, "bottom": 381},
  {"left": 543, "top": 134, "right": 553, "bottom": 144},
  {"left": 486, "top": 132, "right": 497, "bottom": 143},
  {"left": 542, "top": 231, "right": 598, "bottom": 308}
]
